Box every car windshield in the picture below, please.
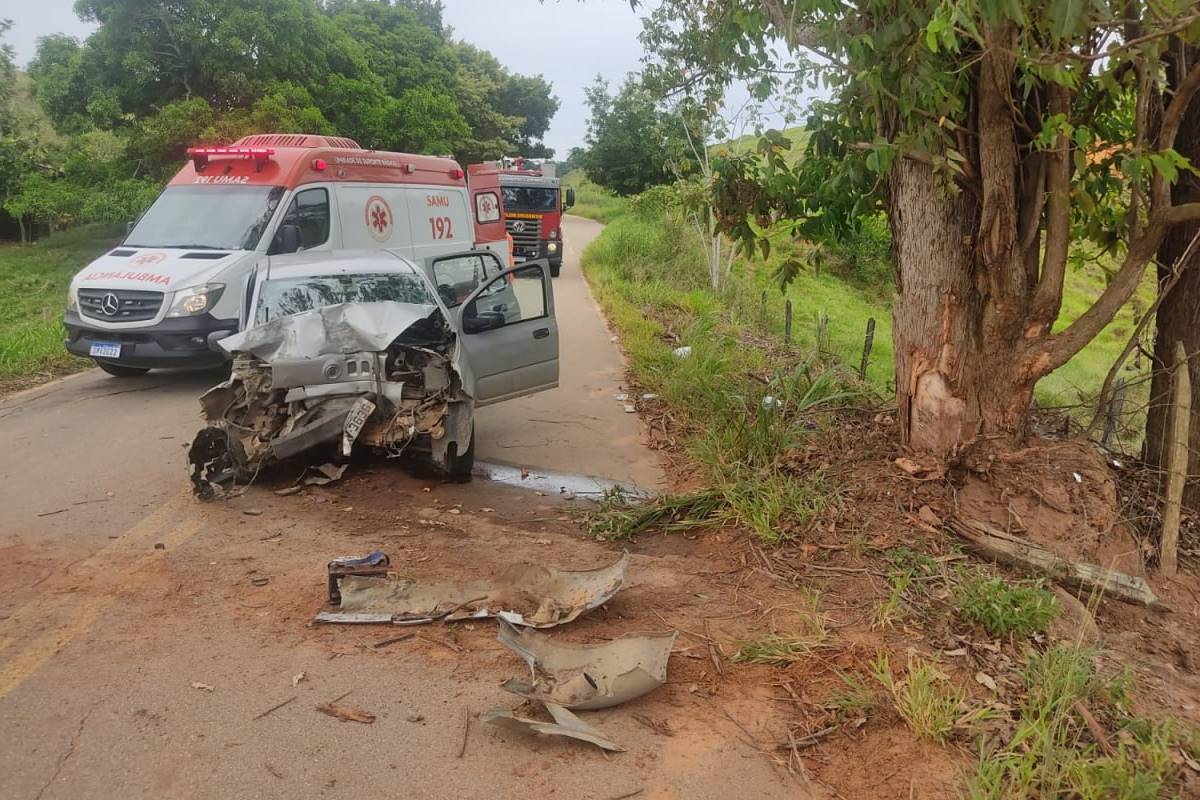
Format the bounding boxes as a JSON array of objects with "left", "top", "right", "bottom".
[
  {"left": 502, "top": 186, "right": 558, "bottom": 212},
  {"left": 255, "top": 272, "right": 435, "bottom": 324},
  {"left": 126, "top": 185, "right": 285, "bottom": 250}
]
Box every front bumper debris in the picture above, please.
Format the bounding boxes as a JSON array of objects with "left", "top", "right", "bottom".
[
  {"left": 315, "top": 552, "right": 630, "bottom": 628},
  {"left": 187, "top": 300, "right": 469, "bottom": 498}
]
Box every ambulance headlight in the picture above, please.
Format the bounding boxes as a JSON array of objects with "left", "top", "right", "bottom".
[
  {"left": 66, "top": 290, "right": 78, "bottom": 313},
  {"left": 167, "top": 284, "right": 225, "bottom": 317},
  {"left": 547, "top": 242, "right": 558, "bottom": 254}
]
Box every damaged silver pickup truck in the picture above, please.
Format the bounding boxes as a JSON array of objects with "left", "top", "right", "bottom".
[{"left": 189, "top": 250, "right": 558, "bottom": 497}]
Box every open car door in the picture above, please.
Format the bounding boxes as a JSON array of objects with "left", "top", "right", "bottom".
[{"left": 455, "top": 260, "right": 558, "bottom": 406}]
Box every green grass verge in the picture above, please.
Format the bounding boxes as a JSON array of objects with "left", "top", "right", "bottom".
[
  {"left": 0, "top": 225, "right": 121, "bottom": 383},
  {"left": 581, "top": 206, "right": 851, "bottom": 543},
  {"left": 563, "top": 171, "right": 627, "bottom": 224},
  {"left": 966, "top": 645, "right": 1193, "bottom": 799}
]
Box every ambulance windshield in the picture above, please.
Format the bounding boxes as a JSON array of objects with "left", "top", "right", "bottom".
[
  {"left": 501, "top": 186, "right": 558, "bottom": 212},
  {"left": 126, "top": 185, "right": 285, "bottom": 251}
]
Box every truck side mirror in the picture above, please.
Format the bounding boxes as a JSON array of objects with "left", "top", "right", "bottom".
[
  {"left": 125, "top": 219, "right": 136, "bottom": 235},
  {"left": 273, "top": 224, "right": 303, "bottom": 255},
  {"left": 564, "top": 187, "right": 575, "bottom": 210}
]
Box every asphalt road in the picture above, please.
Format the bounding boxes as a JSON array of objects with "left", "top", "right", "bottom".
[
  {"left": 0, "top": 218, "right": 811, "bottom": 800},
  {"left": 0, "top": 215, "right": 657, "bottom": 557}
]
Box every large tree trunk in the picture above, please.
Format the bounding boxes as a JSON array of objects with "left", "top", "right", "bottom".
[
  {"left": 889, "top": 160, "right": 1034, "bottom": 455},
  {"left": 1145, "top": 46, "right": 1200, "bottom": 508}
]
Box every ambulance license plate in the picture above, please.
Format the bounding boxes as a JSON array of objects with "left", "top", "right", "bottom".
[{"left": 89, "top": 341, "right": 122, "bottom": 358}]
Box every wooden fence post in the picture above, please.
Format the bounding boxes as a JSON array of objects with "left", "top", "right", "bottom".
[
  {"left": 1161, "top": 341, "right": 1191, "bottom": 576},
  {"left": 1100, "top": 378, "right": 1127, "bottom": 448},
  {"left": 860, "top": 317, "right": 876, "bottom": 380},
  {"left": 818, "top": 312, "right": 828, "bottom": 354},
  {"left": 784, "top": 300, "right": 793, "bottom": 344}
]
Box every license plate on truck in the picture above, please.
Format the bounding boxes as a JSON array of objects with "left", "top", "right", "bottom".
[{"left": 89, "top": 342, "right": 121, "bottom": 358}]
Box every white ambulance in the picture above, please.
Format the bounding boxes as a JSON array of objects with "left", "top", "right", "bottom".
[{"left": 64, "top": 133, "right": 509, "bottom": 376}]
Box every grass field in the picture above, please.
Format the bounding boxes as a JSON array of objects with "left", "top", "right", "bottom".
[
  {"left": 563, "top": 171, "right": 628, "bottom": 224},
  {"left": 0, "top": 225, "right": 122, "bottom": 385}
]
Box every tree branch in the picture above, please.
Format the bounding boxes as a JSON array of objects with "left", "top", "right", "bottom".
[
  {"left": 1160, "top": 60, "right": 1200, "bottom": 151},
  {"left": 1029, "top": 85, "right": 1072, "bottom": 329},
  {"left": 1027, "top": 225, "right": 1165, "bottom": 376},
  {"left": 759, "top": 0, "right": 823, "bottom": 51},
  {"left": 1087, "top": 230, "right": 1200, "bottom": 434},
  {"left": 1046, "top": 11, "right": 1200, "bottom": 63},
  {"left": 1162, "top": 203, "right": 1200, "bottom": 225}
]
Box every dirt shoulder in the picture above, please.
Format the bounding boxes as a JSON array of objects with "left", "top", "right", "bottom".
[{"left": 0, "top": 470, "right": 829, "bottom": 800}]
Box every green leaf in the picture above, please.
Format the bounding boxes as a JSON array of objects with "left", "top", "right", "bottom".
[{"left": 1148, "top": 154, "right": 1178, "bottom": 183}]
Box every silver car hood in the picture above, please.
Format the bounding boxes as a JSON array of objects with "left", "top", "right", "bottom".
[{"left": 220, "top": 301, "right": 445, "bottom": 361}]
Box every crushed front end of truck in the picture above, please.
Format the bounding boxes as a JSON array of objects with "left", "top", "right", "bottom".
[{"left": 187, "top": 301, "right": 472, "bottom": 498}]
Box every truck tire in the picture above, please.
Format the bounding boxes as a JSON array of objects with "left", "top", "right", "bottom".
[
  {"left": 443, "top": 426, "right": 475, "bottom": 482},
  {"left": 96, "top": 361, "right": 150, "bottom": 378},
  {"left": 550, "top": 261, "right": 561, "bottom": 278}
]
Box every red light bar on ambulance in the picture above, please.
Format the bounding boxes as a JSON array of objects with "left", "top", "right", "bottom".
[{"left": 186, "top": 146, "right": 275, "bottom": 169}]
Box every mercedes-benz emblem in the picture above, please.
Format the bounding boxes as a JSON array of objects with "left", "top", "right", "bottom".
[
  {"left": 100, "top": 293, "right": 120, "bottom": 316},
  {"left": 511, "top": 220, "right": 526, "bottom": 233}
]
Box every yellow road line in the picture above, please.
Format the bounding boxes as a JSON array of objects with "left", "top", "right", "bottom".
[{"left": 0, "top": 496, "right": 206, "bottom": 699}]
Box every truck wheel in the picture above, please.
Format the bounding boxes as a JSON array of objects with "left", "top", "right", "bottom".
[
  {"left": 96, "top": 361, "right": 150, "bottom": 378},
  {"left": 550, "top": 262, "right": 561, "bottom": 278},
  {"left": 443, "top": 427, "right": 475, "bottom": 482}
]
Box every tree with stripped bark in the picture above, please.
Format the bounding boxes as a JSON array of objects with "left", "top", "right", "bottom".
[{"left": 641, "top": 0, "right": 1200, "bottom": 456}]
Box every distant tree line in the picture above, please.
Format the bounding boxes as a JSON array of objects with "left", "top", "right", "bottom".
[{"left": 0, "top": 0, "right": 560, "bottom": 241}]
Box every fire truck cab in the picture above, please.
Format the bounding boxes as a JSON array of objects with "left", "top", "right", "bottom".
[
  {"left": 499, "top": 159, "right": 575, "bottom": 278},
  {"left": 64, "top": 133, "right": 509, "bottom": 376}
]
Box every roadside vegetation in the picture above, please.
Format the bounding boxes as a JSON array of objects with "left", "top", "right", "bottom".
[
  {"left": 579, "top": 181, "right": 1196, "bottom": 795},
  {"left": 0, "top": 225, "right": 117, "bottom": 385},
  {"left": 562, "top": 171, "right": 626, "bottom": 224}
]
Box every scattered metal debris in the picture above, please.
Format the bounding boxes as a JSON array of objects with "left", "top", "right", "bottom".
[
  {"left": 304, "top": 463, "right": 348, "bottom": 487},
  {"left": 481, "top": 617, "right": 675, "bottom": 752},
  {"left": 672, "top": 346, "right": 692, "bottom": 358},
  {"left": 481, "top": 701, "right": 625, "bottom": 752},
  {"left": 315, "top": 552, "right": 629, "bottom": 628},
  {"left": 495, "top": 619, "right": 676, "bottom": 710},
  {"left": 327, "top": 551, "right": 390, "bottom": 604}
]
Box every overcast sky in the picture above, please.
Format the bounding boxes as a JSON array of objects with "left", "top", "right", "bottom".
[{"left": 2, "top": 0, "right": 655, "bottom": 157}]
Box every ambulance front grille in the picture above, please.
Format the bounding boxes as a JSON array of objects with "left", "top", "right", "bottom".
[
  {"left": 505, "top": 218, "right": 542, "bottom": 257},
  {"left": 78, "top": 288, "right": 164, "bottom": 322}
]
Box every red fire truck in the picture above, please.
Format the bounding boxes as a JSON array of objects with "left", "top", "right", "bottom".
[{"left": 500, "top": 158, "right": 575, "bottom": 277}]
